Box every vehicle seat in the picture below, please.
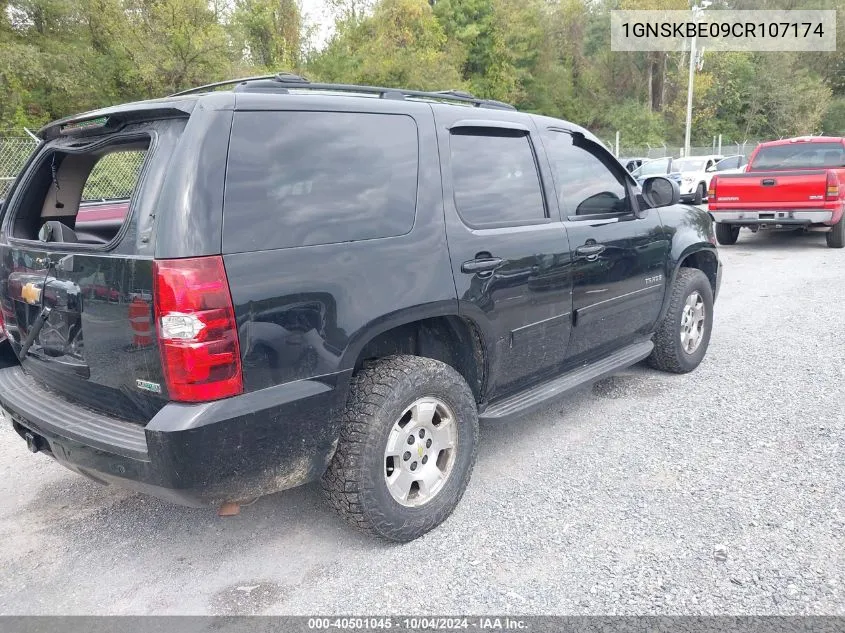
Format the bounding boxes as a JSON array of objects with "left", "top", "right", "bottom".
[{"left": 38, "top": 220, "right": 79, "bottom": 243}]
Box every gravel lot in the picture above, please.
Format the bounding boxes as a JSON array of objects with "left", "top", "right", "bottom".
[{"left": 0, "top": 228, "right": 843, "bottom": 616}]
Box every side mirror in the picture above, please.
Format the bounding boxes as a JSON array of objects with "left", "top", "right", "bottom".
[
  {"left": 642, "top": 176, "right": 680, "bottom": 208},
  {"left": 706, "top": 165, "right": 716, "bottom": 172}
]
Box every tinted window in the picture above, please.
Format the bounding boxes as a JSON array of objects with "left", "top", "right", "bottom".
[
  {"left": 449, "top": 130, "right": 545, "bottom": 226},
  {"left": 751, "top": 142, "right": 845, "bottom": 170},
  {"left": 635, "top": 157, "right": 670, "bottom": 177},
  {"left": 716, "top": 156, "right": 740, "bottom": 171},
  {"left": 544, "top": 132, "right": 629, "bottom": 217},
  {"left": 224, "top": 112, "right": 418, "bottom": 252}
]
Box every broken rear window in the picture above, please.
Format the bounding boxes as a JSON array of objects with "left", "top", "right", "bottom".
[{"left": 8, "top": 138, "right": 149, "bottom": 246}]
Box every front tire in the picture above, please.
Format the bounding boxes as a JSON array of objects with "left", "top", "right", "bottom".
[
  {"left": 322, "top": 355, "right": 478, "bottom": 542},
  {"left": 715, "top": 223, "right": 740, "bottom": 245},
  {"left": 693, "top": 183, "right": 705, "bottom": 205},
  {"left": 648, "top": 268, "right": 714, "bottom": 374},
  {"left": 826, "top": 214, "right": 845, "bottom": 249}
]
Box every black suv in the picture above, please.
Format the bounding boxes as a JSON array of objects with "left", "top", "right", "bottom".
[{"left": 0, "top": 74, "right": 721, "bottom": 541}]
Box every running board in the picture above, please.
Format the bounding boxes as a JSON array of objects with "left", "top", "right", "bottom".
[{"left": 479, "top": 340, "right": 654, "bottom": 422}]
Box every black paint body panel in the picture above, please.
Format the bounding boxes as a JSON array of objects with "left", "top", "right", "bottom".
[{"left": 0, "top": 91, "right": 722, "bottom": 506}]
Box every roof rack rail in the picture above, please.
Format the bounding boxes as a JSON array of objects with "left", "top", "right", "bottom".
[
  {"left": 168, "top": 74, "right": 279, "bottom": 97},
  {"left": 168, "top": 72, "right": 516, "bottom": 111}
]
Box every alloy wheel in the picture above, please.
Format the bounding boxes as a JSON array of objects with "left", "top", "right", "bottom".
[{"left": 383, "top": 397, "right": 458, "bottom": 507}]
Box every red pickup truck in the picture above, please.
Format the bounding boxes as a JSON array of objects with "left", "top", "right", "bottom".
[{"left": 708, "top": 136, "right": 845, "bottom": 248}]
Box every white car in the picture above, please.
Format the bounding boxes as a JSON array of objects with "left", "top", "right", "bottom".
[{"left": 672, "top": 155, "right": 723, "bottom": 204}]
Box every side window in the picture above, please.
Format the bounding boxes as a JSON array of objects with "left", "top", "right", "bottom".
[
  {"left": 543, "top": 132, "right": 630, "bottom": 218},
  {"left": 449, "top": 129, "right": 545, "bottom": 227},
  {"left": 224, "top": 111, "right": 419, "bottom": 252}
]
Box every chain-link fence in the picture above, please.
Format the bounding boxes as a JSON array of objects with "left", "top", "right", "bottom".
[
  {"left": 82, "top": 151, "right": 146, "bottom": 201},
  {"left": 0, "top": 134, "right": 38, "bottom": 200},
  {"left": 1, "top": 132, "right": 145, "bottom": 201},
  {"left": 613, "top": 140, "right": 765, "bottom": 161}
]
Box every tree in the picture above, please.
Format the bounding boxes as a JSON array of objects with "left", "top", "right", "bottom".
[
  {"left": 606, "top": 100, "right": 667, "bottom": 146},
  {"left": 231, "top": 0, "right": 303, "bottom": 71},
  {"left": 309, "top": 0, "right": 462, "bottom": 90},
  {"left": 119, "top": 0, "right": 234, "bottom": 97},
  {"left": 0, "top": 0, "right": 842, "bottom": 145},
  {"left": 822, "top": 97, "right": 845, "bottom": 135}
]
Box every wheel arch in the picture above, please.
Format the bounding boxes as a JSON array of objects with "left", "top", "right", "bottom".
[
  {"left": 657, "top": 242, "right": 720, "bottom": 325},
  {"left": 339, "top": 306, "right": 491, "bottom": 403},
  {"left": 678, "top": 248, "right": 719, "bottom": 295}
]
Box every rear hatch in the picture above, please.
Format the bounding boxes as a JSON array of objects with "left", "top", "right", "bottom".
[
  {"left": 711, "top": 141, "right": 844, "bottom": 209},
  {"left": 0, "top": 112, "right": 190, "bottom": 422}
]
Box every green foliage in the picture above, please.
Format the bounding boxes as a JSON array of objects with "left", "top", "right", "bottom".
[
  {"left": 1, "top": 0, "right": 843, "bottom": 146},
  {"left": 605, "top": 101, "right": 666, "bottom": 146},
  {"left": 821, "top": 97, "right": 845, "bottom": 135},
  {"left": 231, "top": 0, "right": 303, "bottom": 70},
  {"left": 120, "top": 0, "right": 233, "bottom": 97},
  {"left": 309, "top": 0, "right": 462, "bottom": 90}
]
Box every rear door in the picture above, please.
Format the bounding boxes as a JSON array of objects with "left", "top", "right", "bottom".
[
  {"left": 540, "top": 128, "right": 669, "bottom": 361},
  {"left": 433, "top": 108, "right": 573, "bottom": 398},
  {"left": 0, "top": 116, "right": 192, "bottom": 422}
]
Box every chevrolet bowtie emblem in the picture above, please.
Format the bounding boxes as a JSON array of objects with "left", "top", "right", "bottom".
[
  {"left": 417, "top": 444, "right": 424, "bottom": 458},
  {"left": 21, "top": 283, "right": 41, "bottom": 305}
]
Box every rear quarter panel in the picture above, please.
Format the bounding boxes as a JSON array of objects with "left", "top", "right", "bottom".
[{"left": 222, "top": 98, "right": 459, "bottom": 393}]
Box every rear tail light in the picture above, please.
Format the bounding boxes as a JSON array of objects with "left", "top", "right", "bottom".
[
  {"left": 826, "top": 171, "right": 840, "bottom": 201},
  {"left": 153, "top": 256, "right": 243, "bottom": 402},
  {"left": 707, "top": 176, "right": 718, "bottom": 201}
]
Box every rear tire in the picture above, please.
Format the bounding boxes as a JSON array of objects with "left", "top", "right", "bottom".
[
  {"left": 322, "top": 355, "right": 478, "bottom": 542},
  {"left": 648, "top": 268, "right": 714, "bottom": 374},
  {"left": 715, "top": 223, "right": 740, "bottom": 245},
  {"left": 826, "top": 215, "right": 845, "bottom": 249},
  {"left": 693, "top": 183, "right": 705, "bottom": 205}
]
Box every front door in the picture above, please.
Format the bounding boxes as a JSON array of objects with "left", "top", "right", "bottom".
[
  {"left": 434, "top": 110, "right": 573, "bottom": 399},
  {"left": 540, "top": 129, "right": 669, "bottom": 361}
]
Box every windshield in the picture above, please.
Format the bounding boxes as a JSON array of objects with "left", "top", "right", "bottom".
[
  {"left": 673, "top": 158, "right": 706, "bottom": 172},
  {"left": 751, "top": 142, "right": 845, "bottom": 170},
  {"left": 634, "top": 158, "right": 670, "bottom": 177}
]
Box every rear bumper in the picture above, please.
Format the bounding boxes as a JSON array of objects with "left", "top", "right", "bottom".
[
  {"left": 0, "top": 364, "right": 350, "bottom": 506},
  {"left": 711, "top": 210, "right": 834, "bottom": 225}
]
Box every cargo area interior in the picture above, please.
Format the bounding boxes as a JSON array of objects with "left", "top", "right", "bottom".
[{"left": 9, "top": 138, "right": 147, "bottom": 245}]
